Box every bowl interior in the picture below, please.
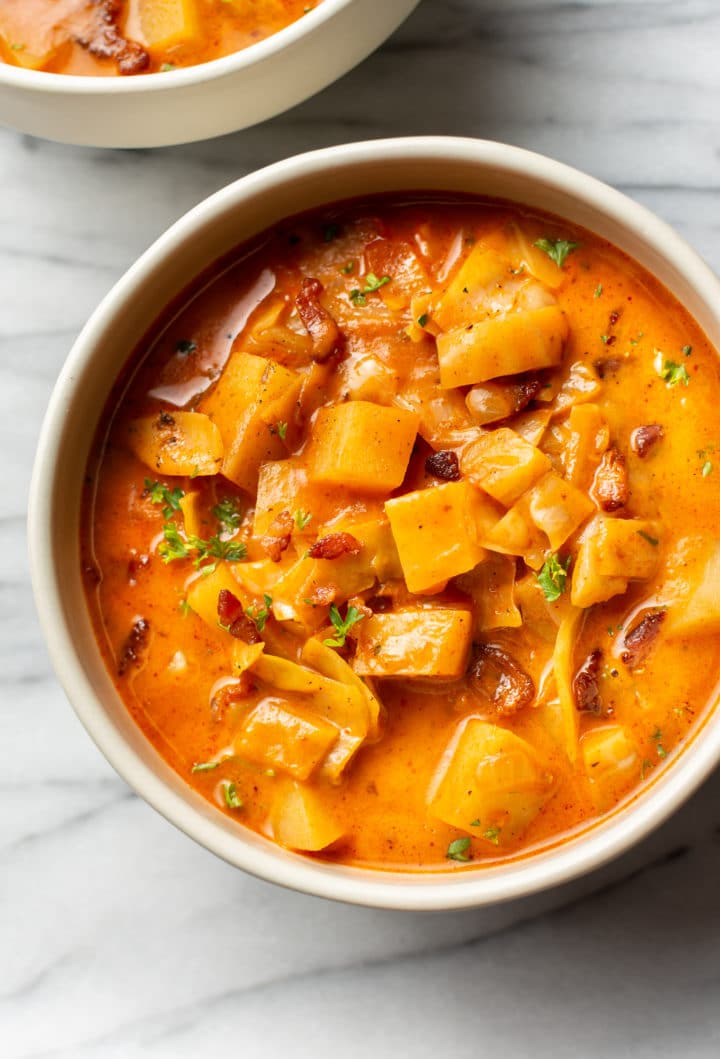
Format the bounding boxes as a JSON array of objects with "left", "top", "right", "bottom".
[{"left": 30, "top": 138, "right": 720, "bottom": 909}]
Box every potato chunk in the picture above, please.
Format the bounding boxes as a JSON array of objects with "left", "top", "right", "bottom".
[
  {"left": 581, "top": 725, "right": 640, "bottom": 811},
  {"left": 429, "top": 719, "right": 553, "bottom": 843},
  {"left": 127, "top": 411, "right": 223, "bottom": 476},
  {"left": 199, "top": 352, "right": 302, "bottom": 493},
  {"left": 252, "top": 655, "right": 371, "bottom": 735},
  {"left": 138, "top": 0, "right": 199, "bottom": 50},
  {"left": 235, "top": 700, "right": 339, "bottom": 780},
  {"left": 309, "top": 401, "right": 418, "bottom": 494},
  {"left": 433, "top": 246, "right": 511, "bottom": 332},
  {"left": 460, "top": 428, "right": 551, "bottom": 506},
  {"left": 385, "top": 481, "right": 499, "bottom": 593},
  {"left": 571, "top": 515, "right": 662, "bottom": 608},
  {"left": 271, "top": 782, "right": 344, "bottom": 851},
  {"left": 664, "top": 538, "right": 720, "bottom": 636},
  {"left": 354, "top": 608, "right": 473, "bottom": 678},
  {"left": 437, "top": 306, "right": 568, "bottom": 387}
]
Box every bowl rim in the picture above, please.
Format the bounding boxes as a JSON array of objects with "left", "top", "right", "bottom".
[
  {"left": 0, "top": 0, "right": 354, "bottom": 94},
  {"left": 28, "top": 135, "right": 720, "bottom": 910}
]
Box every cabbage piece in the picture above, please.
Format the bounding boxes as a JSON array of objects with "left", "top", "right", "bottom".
[
  {"left": 353, "top": 608, "right": 473, "bottom": 679},
  {"left": 270, "top": 782, "right": 345, "bottom": 851},
  {"left": 127, "top": 411, "right": 223, "bottom": 477},
  {"left": 455, "top": 555, "right": 522, "bottom": 634},
  {"left": 551, "top": 608, "right": 583, "bottom": 762},
  {"left": 235, "top": 699, "right": 340, "bottom": 780},
  {"left": 664, "top": 538, "right": 720, "bottom": 636},
  {"left": 460, "top": 428, "right": 551, "bottom": 507},
  {"left": 580, "top": 725, "right": 640, "bottom": 811}
]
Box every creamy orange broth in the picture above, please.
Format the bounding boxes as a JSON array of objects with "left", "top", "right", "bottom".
[
  {"left": 82, "top": 196, "right": 720, "bottom": 870},
  {"left": 0, "top": 0, "right": 315, "bottom": 76}
]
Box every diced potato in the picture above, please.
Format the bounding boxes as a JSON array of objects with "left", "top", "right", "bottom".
[
  {"left": 571, "top": 514, "right": 660, "bottom": 608},
  {"left": 252, "top": 655, "right": 370, "bottom": 734},
  {"left": 455, "top": 555, "right": 522, "bottom": 634},
  {"left": 433, "top": 246, "right": 511, "bottom": 332},
  {"left": 253, "top": 459, "right": 306, "bottom": 537},
  {"left": 511, "top": 408, "right": 552, "bottom": 447},
  {"left": 506, "top": 223, "right": 566, "bottom": 290},
  {"left": 551, "top": 608, "right": 583, "bottom": 762},
  {"left": 581, "top": 725, "right": 640, "bottom": 811},
  {"left": 302, "top": 637, "right": 382, "bottom": 739},
  {"left": 664, "top": 539, "right": 720, "bottom": 636},
  {"left": 309, "top": 402, "right": 418, "bottom": 494},
  {"left": 562, "top": 403, "right": 609, "bottom": 489},
  {"left": 429, "top": 719, "right": 553, "bottom": 843},
  {"left": 437, "top": 306, "right": 568, "bottom": 388},
  {"left": 460, "top": 428, "right": 551, "bottom": 506},
  {"left": 187, "top": 565, "right": 249, "bottom": 629},
  {"left": 354, "top": 608, "right": 473, "bottom": 678},
  {"left": 138, "top": 0, "right": 199, "bottom": 50},
  {"left": 385, "top": 481, "right": 499, "bottom": 593},
  {"left": 231, "top": 639, "right": 264, "bottom": 677},
  {"left": 271, "top": 782, "right": 345, "bottom": 851},
  {"left": 179, "top": 491, "right": 210, "bottom": 538},
  {"left": 127, "top": 412, "right": 223, "bottom": 476},
  {"left": 523, "top": 472, "right": 594, "bottom": 550},
  {"left": 483, "top": 505, "right": 546, "bottom": 570},
  {"left": 199, "top": 352, "right": 301, "bottom": 493},
  {"left": 235, "top": 700, "right": 339, "bottom": 780}
]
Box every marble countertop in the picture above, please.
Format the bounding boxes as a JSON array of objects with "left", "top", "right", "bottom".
[{"left": 2, "top": 0, "right": 720, "bottom": 1054}]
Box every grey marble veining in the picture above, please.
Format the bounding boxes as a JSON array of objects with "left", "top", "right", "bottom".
[{"left": 2, "top": 1, "right": 720, "bottom": 1055}]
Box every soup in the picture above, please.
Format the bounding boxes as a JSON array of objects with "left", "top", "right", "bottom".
[
  {"left": 0, "top": 0, "right": 315, "bottom": 76},
  {"left": 82, "top": 195, "right": 720, "bottom": 870}
]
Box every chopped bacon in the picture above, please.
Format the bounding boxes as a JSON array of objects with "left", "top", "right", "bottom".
[
  {"left": 621, "top": 611, "right": 666, "bottom": 669},
  {"left": 631, "top": 423, "right": 664, "bottom": 458},
  {"left": 425, "top": 450, "right": 461, "bottom": 481},
  {"left": 573, "top": 649, "right": 603, "bottom": 714},
  {"left": 118, "top": 617, "right": 150, "bottom": 676},
  {"left": 75, "top": 1, "right": 150, "bottom": 75},
  {"left": 593, "top": 446, "right": 628, "bottom": 511},
  {"left": 513, "top": 373, "right": 544, "bottom": 410},
  {"left": 308, "top": 532, "right": 362, "bottom": 560},
  {"left": 260, "top": 509, "right": 294, "bottom": 562},
  {"left": 593, "top": 357, "right": 622, "bottom": 379},
  {"left": 468, "top": 643, "right": 535, "bottom": 716},
  {"left": 295, "top": 278, "right": 344, "bottom": 361},
  {"left": 127, "top": 551, "right": 150, "bottom": 585},
  {"left": 305, "top": 584, "right": 338, "bottom": 607},
  {"left": 217, "top": 588, "right": 261, "bottom": 643}
]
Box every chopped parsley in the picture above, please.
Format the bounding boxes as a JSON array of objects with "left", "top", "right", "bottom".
[
  {"left": 246, "top": 594, "right": 273, "bottom": 633},
  {"left": 158, "top": 523, "right": 246, "bottom": 571},
  {"left": 536, "top": 553, "right": 571, "bottom": 603},
  {"left": 483, "top": 826, "right": 501, "bottom": 846},
  {"left": 637, "top": 529, "right": 659, "bottom": 547},
  {"left": 446, "top": 837, "right": 472, "bottom": 862},
  {"left": 655, "top": 352, "right": 690, "bottom": 387},
  {"left": 470, "top": 819, "right": 481, "bottom": 827},
  {"left": 179, "top": 599, "right": 191, "bottom": 617},
  {"left": 682, "top": 345, "right": 693, "bottom": 357},
  {"left": 594, "top": 284, "right": 603, "bottom": 298},
  {"left": 160, "top": 63, "right": 176, "bottom": 72},
  {"left": 270, "top": 421, "right": 288, "bottom": 440},
  {"left": 417, "top": 313, "right": 429, "bottom": 328},
  {"left": 145, "top": 478, "right": 185, "bottom": 520},
  {"left": 324, "top": 603, "right": 365, "bottom": 648},
  {"left": 212, "top": 496, "right": 242, "bottom": 532},
  {"left": 703, "top": 460, "right": 713, "bottom": 477},
  {"left": 342, "top": 261, "right": 355, "bottom": 274},
  {"left": 294, "top": 509, "right": 312, "bottom": 530},
  {"left": 653, "top": 727, "right": 667, "bottom": 759},
  {"left": 640, "top": 759, "right": 654, "bottom": 780},
  {"left": 175, "top": 338, "right": 197, "bottom": 355},
  {"left": 349, "top": 273, "right": 391, "bottom": 306},
  {"left": 222, "top": 782, "right": 243, "bottom": 810},
  {"left": 192, "top": 761, "right": 219, "bottom": 773},
  {"left": 534, "top": 237, "right": 580, "bottom": 269}
]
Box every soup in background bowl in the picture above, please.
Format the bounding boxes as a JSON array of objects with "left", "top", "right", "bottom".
[{"left": 29, "top": 138, "right": 720, "bottom": 909}]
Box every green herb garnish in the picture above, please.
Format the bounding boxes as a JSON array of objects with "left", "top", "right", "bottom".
[
  {"left": 536, "top": 553, "right": 571, "bottom": 603},
  {"left": 483, "top": 826, "right": 501, "bottom": 846},
  {"left": 342, "top": 261, "right": 355, "bottom": 274},
  {"left": 417, "top": 313, "right": 429, "bottom": 328},
  {"left": 682, "top": 345, "right": 693, "bottom": 357},
  {"left": 145, "top": 478, "right": 185, "bottom": 520},
  {"left": 213, "top": 497, "right": 242, "bottom": 532},
  {"left": 447, "top": 837, "right": 472, "bottom": 862},
  {"left": 158, "top": 524, "right": 246, "bottom": 570},
  {"left": 223, "top": 782, "right": 243, "bottom": 809},
  {"left": 594, "top": 284, "right": 603, "bottom": 298},
  {"left": 702, "top": 460, "right": 713, "bottom": 477},
  {"left": 246, "top": 594, "right": 273, "bottom": 633},
  {"left": 349, "top": 273, "right": 391, "bottom": 306},
  {"left": 324, "top": 603, "right": 365, "bottom": 648},
  {"left": 192, "top": 761, "right": 219, "bottom": 773},
  {"left": 294, "top": 509, "right": 312, "bottom": 530},
  {"left": 637, "top": 530, "right": 659, "bottom": 547},
  {"left": 175, "top": 339, "right": 197, "bottom": 354},
  {"left": 655, "top": 352, "right": 690, "bottom": 387},
  {"left": 534, "top": 237, "right": 580, "bottom": 269}
]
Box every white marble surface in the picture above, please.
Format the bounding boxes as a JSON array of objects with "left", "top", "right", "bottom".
[{"left": 2, "top": 0, "right": 720, "bottom": 1054}]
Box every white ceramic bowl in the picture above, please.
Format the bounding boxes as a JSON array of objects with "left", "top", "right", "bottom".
[
  {"left": 0, "top": 0, "right": 419, "bottom": 147},
  {"left": 28, "top": 137, "right": 720, "bottom": 909}
]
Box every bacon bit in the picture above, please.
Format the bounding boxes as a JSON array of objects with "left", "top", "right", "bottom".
[
  {"left": 308, "top": 532, "right": 363, "bottom": 560},
  {"left": 260, "top": 509, "right": 294, "bottom": 562},
  {"left": 211, "top": 679, "right": 253, "bottom": 721},
  {"left": 346, "top": 596, "right": 373, "bottom": 621},
  {"left": 593, "top": 357, "right": 622, "bottom": 379},
  {"left": 468, "top": 643, "right": 535, "bottom": 716},
  {"left": 118, "top": 617, "right": 150, "bottom": 676},
  {"left": 513, "top": 374, "right": 544, "bottom": 410},
  {"left": 631, "top": 423, "right": 664, "bottom": 458},
  {"left": 425, "top": 450, "right": 461, "bottom": 481},
  {"left": 127, "top": 551, "right": 151, "bottom": 585},
  {"left": 573, "top": 649, "right": 603, "bottom": 714},
  {"left": 592, "top": 446, "right": 628, "bottom": 511},
  {"left": 305, "top": 584, "right": 338, "bottom": 607},
  {"left": 75, "top": 1, "right": 150, "bottom": 75},
  {"left": 608, "top": 309, "right": 621, "bottom": 327},
  {"left": 217, "top": 588, "right": 261, "bottom": 643},
  {"left": 295, "top": 278, "right": 344, "bottom": 361},
  {"left": 621, "top": 611, "right": 666, "bottom": 669}
]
